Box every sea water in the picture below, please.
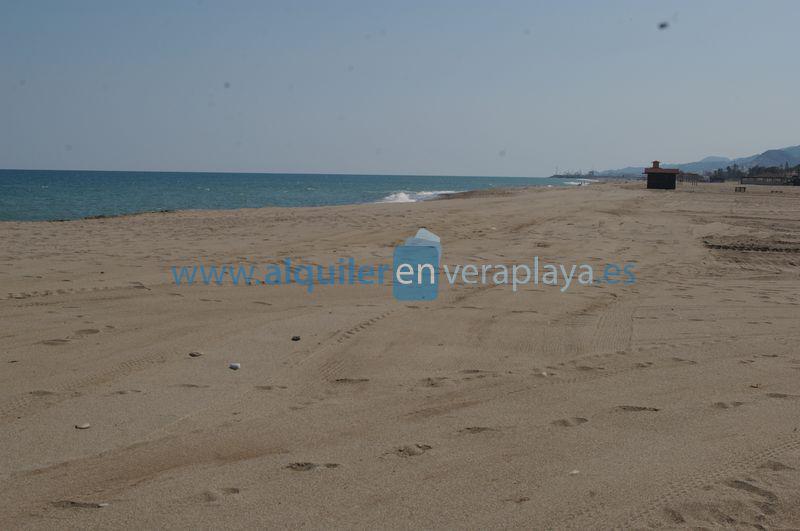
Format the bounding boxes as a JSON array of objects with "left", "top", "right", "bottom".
[{"left": 0, "top": 169, "right": 575, "bottom": 221}]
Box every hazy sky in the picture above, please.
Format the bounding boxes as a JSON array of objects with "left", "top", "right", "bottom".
[{"left": 2, "top": 0, "right": 799, "bottom": 176}]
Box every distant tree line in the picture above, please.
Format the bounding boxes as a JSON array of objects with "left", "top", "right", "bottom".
[{"left": 707, "top": 162, "right": 799, "bottom": 181}]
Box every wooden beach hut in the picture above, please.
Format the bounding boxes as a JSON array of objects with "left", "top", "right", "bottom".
[{"left": 644, "top": 160, "right": 678, "bottom": 190}]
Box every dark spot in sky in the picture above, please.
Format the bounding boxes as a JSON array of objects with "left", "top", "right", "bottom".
[
  {"left": 658, "top": 21, "right": 669, "bottom": 30},
  {"left": 64, "top": 144, "right": 73, "bottom": 151},
  {"left": 498, "top": 149, "right": 507, "bottom": 158},
  {"left": 523, "top": 28, "right": 531, "bottom": 36},
  {"left": 223, "top": 81, "right": 231, "bottom": 89},
  {"left": 347, "top": 64, "right": 355, "bottom": 72},
  {"left": 19, "top": 79, "right": 26, "bottom": 86}
]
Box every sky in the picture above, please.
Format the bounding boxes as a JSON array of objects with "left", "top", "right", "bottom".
[{"left": 2, "top": 0, "right": 799, "bottom": 176}]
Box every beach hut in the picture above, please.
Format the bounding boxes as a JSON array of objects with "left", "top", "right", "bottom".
[{"left": 644, "top": 160, "right": 678, "bottom": 190}]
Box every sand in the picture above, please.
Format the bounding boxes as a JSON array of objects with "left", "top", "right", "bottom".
[{"left": 1, "top": 181, "right": 799, "bottom": 528}]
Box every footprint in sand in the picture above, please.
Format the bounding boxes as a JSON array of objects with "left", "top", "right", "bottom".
[
  {"left": 765, "top": 392, "right": 798, "bottom": 399},
  {"left": 201, "top": 488, "right": 241, "bottom": 502},
  {"left": 725, "top": 479, "right": 778, "bottom": 502},
  {"left": 420, "top": 377, "right": 448, "bottom": 388},
  {"left": 459, "top": 426, "right": 496, "bottom": 434},
  {"left": 712, "top": 401, "right": 745, "bottom": 409},
  {"left": 286, "top": 462, "right": 339, "bottom": 471},
  {"left": 551, "top": 417, "right": 589, "bottom": 427},
  {"left": 615, "top": 405, "right": 660, "bottom": 412},
  {"left": 72, "top": 329, "right": 100, "bottom": 337},
  {"left": 394, "top": 444, "right": 432, "bottom": 457},
  {"left": 40, "top": 338, "right": 70, "bottom": 346},
  {"left": 759, "top": 460, "right": 795, "bottom": 471},
  {"left": 332, "top": 378, "right": 369, "bottom": 384},
  {"left": 460, "top": 369, "right": 496, "bottom": 381},
  {"left": 29, "top": 390, "right": 56, "bottom": 397},
  {"left": 51, "top": 500, "right": 108, "bottom": 509}
]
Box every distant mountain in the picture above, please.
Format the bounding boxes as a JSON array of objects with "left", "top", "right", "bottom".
[{"left": 595, "top": 145, "right": 800, "bottom": 177}]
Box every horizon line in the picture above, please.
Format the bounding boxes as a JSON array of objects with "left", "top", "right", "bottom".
[{"left": 0, "top": 167, "right": 552, "bottom": 179}]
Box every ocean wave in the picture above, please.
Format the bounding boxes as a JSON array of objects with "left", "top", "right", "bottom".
[
  {"left": 378, "top": 190, "right": 459, "bottom": 203},
  {"left": 564, "top": 178, "right": 599, "bottom": 186}
]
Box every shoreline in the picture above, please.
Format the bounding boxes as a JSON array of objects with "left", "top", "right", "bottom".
[
  {"left": 3, "top": 182, "right": 572, "bottom": 224},
  {"left": 0, "top": 171, "right": 579, "bottom": 223},
  {"left": 0, "top": 178, "right": 772, "bottom": 224}
]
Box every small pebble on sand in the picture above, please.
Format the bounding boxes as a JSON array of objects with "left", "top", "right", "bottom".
[
  {"left": 569, "top": 469, "right": 580, "bottom": 475},
  {"left": 189, "top": 351, "right": 202, "bottom": 358},
  {"left": 75, "top": 423, "right": 91, "bottom": 430},
  {"left": 291, "top": 336, "right": 301, "bottom": 341},
  {"left": 229, "top": 363, "right": 241, "bottom": 370}
]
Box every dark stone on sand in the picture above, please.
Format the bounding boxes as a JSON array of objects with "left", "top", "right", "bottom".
[{"left": 291, "top": 336, "right": 301, "bottom": 341}]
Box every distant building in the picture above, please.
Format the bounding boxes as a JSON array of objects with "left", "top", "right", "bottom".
[
  {"left": 644, "top": 160, "right": 678, "bottom": 189},
  {"left": 740, "top": 172, "right": 800, "bottom": 186}
]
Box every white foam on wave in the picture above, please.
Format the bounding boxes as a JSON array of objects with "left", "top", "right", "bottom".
[
  {"left": 378, "top": 190, "right": 459, "bottom": 203},
  {"left": 564, "top": 178, "right": 600, "bottom": 186}
]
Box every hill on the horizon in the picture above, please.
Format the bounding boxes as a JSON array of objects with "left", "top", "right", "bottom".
[{"left": 597, "top": 145, "right": 800, "bottom": 177}]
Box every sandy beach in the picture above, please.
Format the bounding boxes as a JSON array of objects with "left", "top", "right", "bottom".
[{"left": 1, "top": 181, "right": 799, "bottom": 529}]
